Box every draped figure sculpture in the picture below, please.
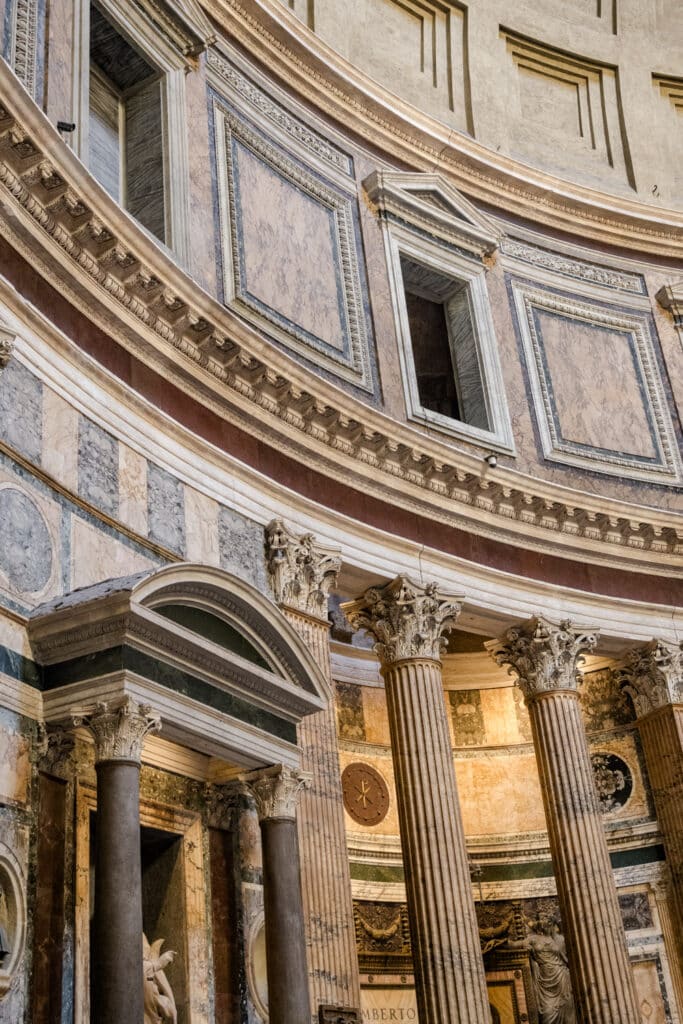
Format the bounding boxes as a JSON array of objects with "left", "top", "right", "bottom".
[
  {"left": 143, "top": 934, "right": 178, "bottom": 1024},
  {"left": 510, "top": 912, "right": 575, "bottom": 1024}
]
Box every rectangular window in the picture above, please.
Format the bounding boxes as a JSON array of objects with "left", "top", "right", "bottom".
[
  {"left": 88, "top": 4, "right": 166, "bottom": 242},
  {"left": 401, "top": 256, "right": 490, "bottom": 432}
]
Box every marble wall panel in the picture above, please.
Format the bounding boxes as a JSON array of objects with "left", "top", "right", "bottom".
[
  {"left": 0, "top": 359, "right": 42, "bottom": 464},
  {"left": 0, "top": 716, "right": 30, "bottom": 805},
  {"left": 336, "top": 682, "right": 366, "bottom": 741},
  {"left": 338, "top": 749, "right": 399, "bottom": 836},
  {"left": 449, "top": 688, "right": 486, "bottom": 746},
  {"left": 214, "top": 88, "right": 377, "bottom": 394},
  {"left": 217, "top": 506, "right": 268, "bottom": 594},
  {"left": 185, "top": 488, "right": 219, "bottom": 566},
  {"left": 69, "top": 515, "right": 156, "bottom": 591},
  {"left": 455, "top": 752, "right": 546, "bottom": 836},
  {"left": 0, "top": 470, "right": 61, "bottom": 609},
  {"left": 480, "top": 687, "right": 524, "bottom": 747},
  {"left": 588, "top": 732, "right": 650, "bottom": 823},
  {"left": 512, "top": 282, "right": 681, "bottom": 485},
  {"left": 147, "top": 462, "right": 186, "bottom": 555},
  {"left": 118, "top": 444, "right": 147, "bottom": 536},
  {"left": 632, "top": 958, "right": 668, "bottom": 1024},
  {"left": 360, "top": 686, "right": 391, "bottom": 747},
  {"left": 77, "top": 416, "right": 118, "bottom": 518},
  {"left": 580, "top": 668, "right": 635, "bottom": 732},
  {"left": 41, "top": 387, "right": 78, "bottom": 492}
]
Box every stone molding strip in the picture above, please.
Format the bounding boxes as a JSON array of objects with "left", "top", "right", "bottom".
[{"left": 0, "top": 72, "right": 680, "bottom": 573}]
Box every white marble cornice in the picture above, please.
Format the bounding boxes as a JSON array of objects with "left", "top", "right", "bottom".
[{"left": 0, "top": 66, "right": 681, "bottom": 576}]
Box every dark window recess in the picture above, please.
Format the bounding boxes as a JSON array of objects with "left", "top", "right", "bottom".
[
  {"left": 89, "top": 4, "right": 166, "bottom": 243},
  {"left": 401, "top": 256, "right": 490, "bottom": 431}
]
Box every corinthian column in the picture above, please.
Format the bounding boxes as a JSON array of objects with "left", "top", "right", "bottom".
[
  {"left": 618, "top": 639, "right": 683, "bottom": 968},
  {"left": 343, "top": 577, "right": 491, "bottom": 1024},
  {"left": 265, "top": 520, "right": 360, "bottom": 1017},
  {"left": 488, "top": 618, "right": 640, "bottom": 1024},
  {"left": 73, "top": 696, "right": 161, "bottom": 1024},
  {"left": 243, "top": 764, "right": 312, "bottom": 1024}
]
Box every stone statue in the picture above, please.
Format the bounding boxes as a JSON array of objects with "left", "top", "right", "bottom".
[
  {"left": 143, "top": 934, "right": 177, "bottom": 1024},
  {"left": 508, "top": 911, "right": 575, "bottom": 1024}
]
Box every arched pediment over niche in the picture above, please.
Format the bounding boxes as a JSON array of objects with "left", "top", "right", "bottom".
[{"left": 28, "top": 563, "right": 329, "bottom": 768}]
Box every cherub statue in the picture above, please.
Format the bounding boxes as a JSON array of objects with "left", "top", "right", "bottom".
[{"left": 143, "top": 934, "right": 177, "bottom": 1024}]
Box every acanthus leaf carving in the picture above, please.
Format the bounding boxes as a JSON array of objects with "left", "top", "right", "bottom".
[
  {"left": 341, "top": 576, "right": 463, "bottom": 666},
  {"left": 0, "top": 327, "right": 14, "bottom": 371},
  {"left": 265, "top": 519, "right": 341, "bottom": 621},
  {"left": 616, "top": 638, "right": 683, "bottom": 718},
  {"left": 241, "top": 763, "right": 311, "bottom": 822},
  {"left": 72, "top": 695, "right": 161, "bottom": 764},
  {"left": 486, "top": 616, "right": 598, "bottom": 700}
]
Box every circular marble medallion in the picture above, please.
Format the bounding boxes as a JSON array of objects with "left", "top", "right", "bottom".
[
  {"left": 0, "top": 486, "right": 52, "bottom": 594},
  {"left": 342, "top": 762, "right": 390, "bottom": 826},
  {"left": 591, "top": 751, "right": 633, "bottom": 814}
]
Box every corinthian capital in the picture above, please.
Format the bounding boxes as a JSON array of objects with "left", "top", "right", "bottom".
[
  {"left": 0, "top": 328, "right": 14, "bottom": 371},
  {"left": 616, "top": 639, "right": 683, "bottom": 718},
  {"left": 341, "top": 576, "right": 463, "bottom": 666},
  {"left": 265, "top": 519, "right": 341, "bottom": 621},
  {"left": 73, "top": 696, "right": 161, "bottom": 764},
  {"left": 486, "top": 617, "right": 598, "bottom": 700},
  {"left": 242, "top": 764, "right": 311, "bottom": 822}
]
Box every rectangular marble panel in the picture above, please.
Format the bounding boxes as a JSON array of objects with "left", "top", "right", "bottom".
[
  {"left": 118, "top": 444, "right": 147, "bottom": 535},
  {"left": 41, "top": 388, "right": 78, "bottom": 492},
  {"left": 70, "top": 515, "right": 156, "bottom": 591},
  {"left": 185, "top": 488, "right": 219, "bottom": 565},
  {"left": 147, "top": 463, "right": 186, "bottom": 555},
  {"left": 217, "top": 506, "right": 268, "bottom": 594},
  {"left": 536, "top": 310, "right": 657, "bottom": 458},
  {"left": 78, "top": 416, "right": 119, "bottom": 517},
  {"left": 0, "top": 721, "right": 30, "bottom": 804},
  {"left": 632, "top": 959, "right": 668, "bottom": 1024},
  {"left": 0, "top": 359, "right": 42, "bottom": 463}
]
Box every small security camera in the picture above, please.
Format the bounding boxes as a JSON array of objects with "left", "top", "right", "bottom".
[{"left": 484, "top": 453, "right": 497, "bottom": 469}]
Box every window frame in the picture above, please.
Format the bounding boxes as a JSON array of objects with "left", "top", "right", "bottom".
[
  {"left": 73, "top": 0, "right": 191, "bottom": 264},
  {"left": 385, "top": 221, "right": 516, "bottom": 454}
]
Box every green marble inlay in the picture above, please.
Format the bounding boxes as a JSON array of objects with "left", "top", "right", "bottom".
[
  {"left": 43, "top": 645, "right": 295, "bottom": 743},
  {"left": 350, "top": 862, "right": 405, "bottom": 883},
  {"left": 0, "top": 644, "right": 42, "bottom": 688},
  {"left": 609, "top": 844, "right": 665, "bottom": 868},
  {"left": 155, "top": 603, "right": 273, "bottom": 671}
]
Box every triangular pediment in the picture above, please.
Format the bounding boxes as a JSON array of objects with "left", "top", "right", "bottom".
[{"left": 364, "top": 170, "right": 502, "bottom": 258}]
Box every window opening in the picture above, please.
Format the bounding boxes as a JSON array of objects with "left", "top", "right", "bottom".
[{"left": 89, "top": 3, "right": 166, "bottom": 242}]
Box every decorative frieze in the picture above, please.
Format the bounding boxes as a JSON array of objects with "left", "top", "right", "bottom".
[
  {"left": 342, "top": 576, "right": 463, "bottom": 665},
  {"left": 486, "top": 617, "right": 598, "bottom": 700},
  {"left": 242, "top": 763, "right": 311, "bottom": 821},
  {"left": 617, "top": 639, "right": 683, "bottom": 717},
  {"left": 73, "top": 696, "right": 161, "bottom": 764},
  {"left": 502, "top": 238, "right": 645, "bottom": 294},
  {"left": 265, "top": 518, "right": 341, "bottom": 620}
]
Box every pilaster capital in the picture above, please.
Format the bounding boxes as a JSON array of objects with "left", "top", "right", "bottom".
[
  {"left": 341, "top": 575, "right": 463, "bottom": 666},
  {"left": 486, "top": 616, "right": 598, "bottom": 700},
  {"left": 242, "top": 763, "right": 312, "bottom": 822},
  {"left": 0, "top": 328, "right": 14, "bottom": 372},
  {"left": 72, "top": 696, "right": 161, "bottom": 764},
  {"left": 35, "top": 724, "right": 76, "bottom": 779},
  {"left": 616, "top": 639, "right": 683, "bottom": 718},
  {"left": 265, "top": 519, "right": 341, "bottom": 621}
]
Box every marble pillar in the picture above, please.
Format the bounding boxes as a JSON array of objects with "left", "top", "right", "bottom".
[
  {"left": 343, "top": 577, "right": 491, "bottom": 1024},
  {"left": 618, "top": 640, "right": 683, "bottom": 976},
  {"left": 243, "top": 764, "right": 312, "bottom": 1024},
  {"left": 488, "top": 617, "right": 640, "bottom": 1024},
  {"left": 265, "top": 520, "right": 361, "bottom": 1016},
  {"left": 73, "top": 696, "right": 160, "bottom": 1024}
]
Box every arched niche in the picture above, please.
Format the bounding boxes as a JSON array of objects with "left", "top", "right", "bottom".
[{"left": 0, "top": 844, "right": 26, "bottom": 1000}]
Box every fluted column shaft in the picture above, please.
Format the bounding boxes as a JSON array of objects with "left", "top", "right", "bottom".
[
  {"left": 343, "top": 575, "right": 490, "bottom": 1024},
  {"left": 283, "top": 608, "right": 361, "bottom": 1015},
  {"left": 637, "top": 706, "right": 683, "bottom": 962},
  {"left": 384, "top": 657, "right": 491, "bottom": 1024},
  {"left": 528, "top": 689, "right": 639, "bottom": 1023}
]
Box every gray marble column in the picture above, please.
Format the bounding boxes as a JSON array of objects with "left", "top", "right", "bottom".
[
  {"left": 618, "top": 639, "right": 683, "bottom": 975},
  {"left": 488, "top": 618, "right": 640, "bottom": 1024},
  {"left": 74, "top": 696, "right": 160, "bottom": 1024},
  {"left": 244, "top": 764, "right": 312, "bottom": 1024},
  {"left": 343, "top": 577, "right": 491, "bottom": 1024},
  {"left": 265, "top": 520, "right": 361, "bottom": 1016}
]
